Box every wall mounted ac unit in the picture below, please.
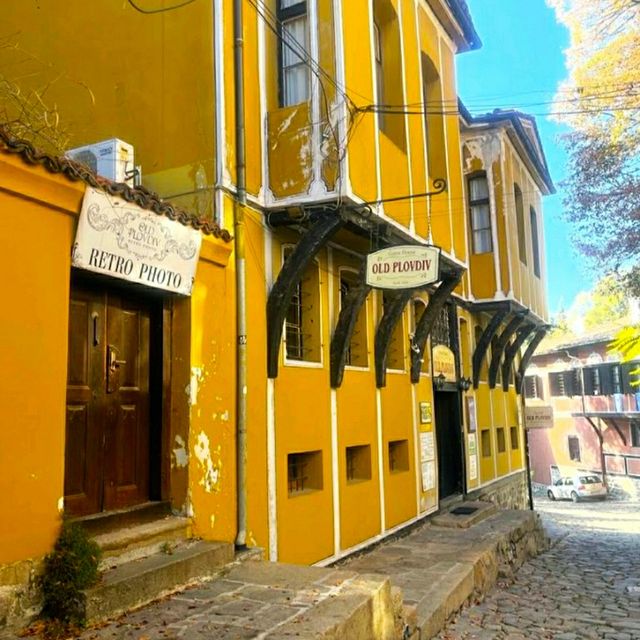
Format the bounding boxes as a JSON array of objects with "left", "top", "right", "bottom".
[{"left": 67, "top": 138, "right": 139, "bottom": 186}]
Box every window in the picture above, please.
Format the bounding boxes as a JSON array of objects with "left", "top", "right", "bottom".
[
  {"left": 283, "top": 247, "right": 321, "bottom": 363},
  {"left": 549, "top": 371, "right": 566, "bottom": 397},
  {"left": 530, "top": 206, "right": 541, "bottom": 277},
  {"left": 422, "top": 53, "right": 446, "bottom": 181},
  {"left": 339, "top": 270, "right": 368, "bottom": 367},
  {"left": 373, "top": 0, "right": 405, "bottom": 149},
  {"left": 468, "top": 174, "right": 492, "bottom": 254},
  {"left": 346, "top": 445, "right": 372, "bottom": 483},
  {"left": 524, "top": 375, "right": 543, "bottom": 399},
  {"left": 612, "top": 364, "right": 623, "bottom": 394},
  {"left": 481, "top": 429, "right": 491, "bottom": 457},
  {"left": 412, "top": 300, "right": 430, "bottom": 373},
  {"left": 568, "top": 436, "right": 581, "bottom": 462},
  {"left": 497, "top": 427, "right": 506, "bottom": 453},
  {"left": 510, "top": 426, "right": 519, "bottom": 450},
  {"left": 388, "top": 440, "right": 409, "bottom": 473},
  {"left": 380, "top": 291, "right": 405, "bottom": 371},
  {"left": 278, "top": 0, "right": 310, "bottom": 107},
  {"left": 514, "top": 183, "right": 527, "bottom": 265},
  {"left": 631, "top": 422, "right": 640, "bottom": 448},
  {"left": 583, "top": 366, "right": 601, "bottom": 396},
  {"left": 287, "top": 450, "right": 323, "bottom": 495}
]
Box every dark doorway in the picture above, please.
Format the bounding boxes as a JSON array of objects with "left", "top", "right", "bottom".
[
  {"left": 64, "top": 277, "right": 163, "bottom": 516},
  {"left": 434, "top": 389, "right": 463, "bottom": 499}
]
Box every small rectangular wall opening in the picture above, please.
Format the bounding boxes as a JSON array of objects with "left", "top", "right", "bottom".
[
  {"left": 288, "top": 450, "right": 323, "bottom": 495},
  {"left": 497, "top": 427, "right": 506, "bottom": 453},
  {"left": 481, "top": 429, "right": 491, "bottom": 458},
  {"left": 510, "top": 426, "right": 519, "bottom": 450},
  {"left": 345, "top": 445, "right": 372, "bottom": 483},
  {"left": 388, "top": 439, "right": 409, "bottom": 473}
]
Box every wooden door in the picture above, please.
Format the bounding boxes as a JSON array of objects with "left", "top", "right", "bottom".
[
  {"left": 64, "top": 286, "right": 151, "bottom": 516},
  {"left": 434, "top": 390, "right": 463, "bottom": 500}
]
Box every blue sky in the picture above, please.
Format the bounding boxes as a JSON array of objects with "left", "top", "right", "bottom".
[{"left": 457, "top": 0, "right": 593, "bottom": 316}]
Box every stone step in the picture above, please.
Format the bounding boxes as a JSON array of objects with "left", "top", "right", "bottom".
[
  {"left": 431, "top": 500, "right": 498, "bottom": 529},
  {"left": 94, "top": 516, "right": 191, "bottom": 570},
  {"left": 84, "top": 539, "right": 234, "bottom": 624},
  {"left": 73, "top": 501, "right": 173, "bottom": 537}
]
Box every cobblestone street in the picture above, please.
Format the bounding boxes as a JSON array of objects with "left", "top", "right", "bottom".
[{"left": 437, "top": 498, "right": 640, "bottom": 640}]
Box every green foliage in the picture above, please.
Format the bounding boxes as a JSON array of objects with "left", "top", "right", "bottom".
[
  {"left": 38, "top": 521, "right": 101, "bottom": 631},
  {"left": 611, "top": 326, "right": 640, "bottom": 362}
]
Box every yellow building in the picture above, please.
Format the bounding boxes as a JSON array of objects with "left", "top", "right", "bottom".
[{"left": 0, "top": 0, "right": 554, "bottom": 597}]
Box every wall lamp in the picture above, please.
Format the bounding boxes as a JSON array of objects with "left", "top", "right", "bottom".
[
  {"left": 435, "top": 373, "right": 447, "bottom": 390},
  {"left": 458, "top": 377, "right": 472, "bottom": 392}
]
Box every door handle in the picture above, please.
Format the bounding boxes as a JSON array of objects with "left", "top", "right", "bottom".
[{"left": 108, "top": 345, "right": 127, "bottom": 372}]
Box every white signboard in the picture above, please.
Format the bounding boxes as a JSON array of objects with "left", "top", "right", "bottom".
[
  {"left": 468, "top": 433, "right": 478, "bottom": 481},
  {"left": 366, "top": 245, "right": 440, "bottom": 289},
  {"left": 524, "top": 406, "right": 554, "bottom": 430},
  {"left": 72, "top": 187, "right": 202, "bottom": 296}
]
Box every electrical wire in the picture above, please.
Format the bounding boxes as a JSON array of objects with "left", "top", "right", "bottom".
[{"left": 126, "top": 0, "right": 196, "bottom": 14}]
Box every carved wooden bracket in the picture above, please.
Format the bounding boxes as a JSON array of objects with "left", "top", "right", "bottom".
[
  {"left": 516, "top": 327, "right": 549, "bottom": 394},
  {"left": 375, "top": 290, "right": 413, "bottom": 388},
  {"left": 266, "top": 214, "right": 344, "bottom": 378},
  {"left": 409, "top": 272, "right": 462, "bottom": 384},
  {"left": 472, "top": 306, "right": 509, "bottom": 389},
  {"left": 330, "top": 263, "right": 371, "bottom": 388},
  {"left": 488, "top": 312, "right": 527, "bottom": 389},
  {"left": 501, "top": 322, "right": 537, "bottom": 391}
]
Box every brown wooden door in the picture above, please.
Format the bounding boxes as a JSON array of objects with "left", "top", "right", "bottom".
[{"left": 64, "top": 286, "right": 151, "bottom": 516}]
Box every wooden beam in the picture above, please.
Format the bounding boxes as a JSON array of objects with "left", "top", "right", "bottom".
[
  {"left": 409, "top": 272, "right": 462, "bottom": 383},
  {"left": 472, "top": 306, "right": 509, "bottom": 389},
  {"left": 501, "top": 322, "right": 537, "bottom": 391},
  {"left": 267, "top": 213, "right": 344, "bottom": 378},
  {"left": 375, "top": 290, "right": 413, "bottom": 388},
  {"left": 330, "top": 263, "right": 371, "bottom": 388},
  {"left": 516, "top": 327, "right": 549, "bottom": 394},
  {"left": 488, "top": 313, "right": 527, "bottom": 389},
  {"left": 606, "top": 418, "right": 628, "bottom": 446}
]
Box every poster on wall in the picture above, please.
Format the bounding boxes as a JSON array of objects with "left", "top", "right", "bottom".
[
  {"left": 420, "top": 431, "right": 435, "bottom": 461},
  {"left": 72, "top": 187, "right": 202, "bottom": 296},
  {"left": 468, "top": 433, "right": 478, "bottom": 481},
  {"left": 421, "top": 460, "right": 436, "bottom": 492},
  {"left": 419, "top": 401, "right": 432, "bottom": 424},
  {"left": 466, "top": 396, "right": 477, "bottom": 433}
]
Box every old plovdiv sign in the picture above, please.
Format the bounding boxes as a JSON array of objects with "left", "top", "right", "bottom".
[
  {"left": 432, "top": 344, "right": 457, "bottom": 382},
  {"left": 72, "top": 187, "right": 202, "bottom": 296},
  {"left": 366, "top": 245, "right": 440, "bottom": 289}
]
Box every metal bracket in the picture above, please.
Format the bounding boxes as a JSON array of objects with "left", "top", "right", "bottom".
[
  {"left": 516, "top": 327, "right": 549, "bottom": 395},
  {"left": 266, "top": 213, "right": 344, "bottom": 378},
  {"left": 501, "top": 322, "right": 537, "bottom": 391}
]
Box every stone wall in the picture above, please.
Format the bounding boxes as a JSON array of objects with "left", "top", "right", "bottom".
[{"left": 467, "top": 471, "right": 530, "bottom": 511}]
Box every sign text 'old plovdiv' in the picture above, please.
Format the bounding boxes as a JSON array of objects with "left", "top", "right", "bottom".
[
  {"left": 365, "top": 245, "right": 440, "bottom": 289},
  {"left": 72, "top": 187, "right": 202, "bottom": 295}
]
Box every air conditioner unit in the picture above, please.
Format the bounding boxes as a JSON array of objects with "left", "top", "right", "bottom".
[{"left": 67, "top": 138, "right": 138, "bottom": 186}]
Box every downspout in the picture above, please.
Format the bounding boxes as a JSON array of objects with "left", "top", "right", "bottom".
[{"left": 233, "top": 0, "right": 248, "bottom": 550}]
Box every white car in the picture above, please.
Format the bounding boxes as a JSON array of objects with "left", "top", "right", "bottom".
[{"left": 547, "top": 474, "right": 608, "bottom": 502}]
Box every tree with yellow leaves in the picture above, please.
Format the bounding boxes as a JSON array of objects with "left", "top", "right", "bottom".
[{"left": 548, "top": 0, "right": 640, "bottom": 293}]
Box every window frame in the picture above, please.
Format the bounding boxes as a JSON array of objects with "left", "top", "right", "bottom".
[
  {"left": 529, "top": 205, "right": 541, "bottom": 277},
  {"left": 277, "top": 0, "right": 310, "bottom": 108},
  {"left": 338, "top": 266, "right": 369, "bottom": 370},
  {"left": 568, "top": 436, "right": 581, "bottom": 462},
  {"left": 468, "top": 172, "right": 493, "bottom": 254},
  {"left": 514, "top": 183, "right": 527, "bottom": 265}
]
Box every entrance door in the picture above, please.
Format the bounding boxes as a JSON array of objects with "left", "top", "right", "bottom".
[
  {"left": 434, "top": 390, "right": 463, "bottom": 499},
  {"left": 64, "top": 285, "right": 151, "bottom": 516}
]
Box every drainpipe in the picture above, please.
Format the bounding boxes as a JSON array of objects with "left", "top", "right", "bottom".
[{"left": 233, "top": 0, "right": 248, "bottom": 551}]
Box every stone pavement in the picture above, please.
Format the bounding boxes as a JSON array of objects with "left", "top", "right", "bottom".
[{"left": 436, "top": 498, "right": 640, "bottom": 640}]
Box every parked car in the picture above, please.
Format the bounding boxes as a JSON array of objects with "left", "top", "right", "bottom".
[{"left": 547, "top": 474, "right": 608, "bottom": 502}]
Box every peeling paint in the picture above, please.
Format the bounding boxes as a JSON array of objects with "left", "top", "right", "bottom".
[
  {"left": 464, "top": 135, "right": 501, "bottom": 173},
  {"left": 172, "top": 435, "right": 189, "bottom": 469},
  {"left": 194, "top": 431, "right": 222, "bottom": 493},
  {"left": 220, "top": 410, "right": 230, "bottom": 422},
  {"left": 57, "top": 497, "right": 64, "bottom": 513},
  {"left": 187, "top": 366, "right": 205, "bottom": 406}
]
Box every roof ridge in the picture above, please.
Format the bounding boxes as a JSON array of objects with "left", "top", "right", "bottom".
[{"left": 0, "top": 125, "right": 232, "bottom": 242}]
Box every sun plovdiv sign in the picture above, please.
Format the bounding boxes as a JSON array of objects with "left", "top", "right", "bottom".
[
  {"left": 72, "top": 187, "right": 202, "bottom": 296},
  {"left": 366, "top": 245, "right": 440, "bottom": 289}
]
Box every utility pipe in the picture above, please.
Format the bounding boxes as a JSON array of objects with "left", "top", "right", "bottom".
[{"left": 233, "top": 0, "right": 248, "bottom": 550}]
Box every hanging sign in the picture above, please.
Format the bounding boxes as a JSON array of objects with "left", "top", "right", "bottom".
[
  {"left": 524, "top": 406, "right": 554, "bottom": 430},
  {"left": 72, "top": 187, "right": 202, "bottom": 296},
  {"left": 432, "top": 344, "right": 456, "bottom": 382},
  {"left": 366, "top": 245, "right": 440, "bottom": 289}
]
